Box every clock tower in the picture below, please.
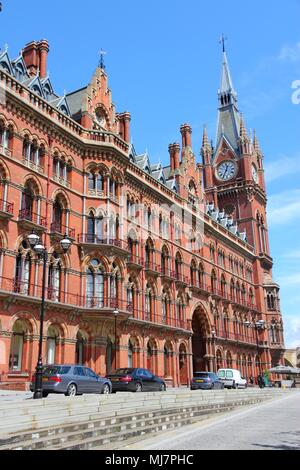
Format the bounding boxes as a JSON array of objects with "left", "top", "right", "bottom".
[{"left": 202, "top": 46, "right": 268, "bottom": 257}]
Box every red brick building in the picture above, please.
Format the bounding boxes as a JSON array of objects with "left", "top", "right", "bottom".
[{"left": 0, "top": 40, "right": 285, "bottom": 390}]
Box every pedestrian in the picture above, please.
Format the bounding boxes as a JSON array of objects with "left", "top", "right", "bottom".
[
  {"left": 250, "top": 376, "right": 254, "bottom": 386},
  {"left": 257, "top": 374, "right": 265, "bottom": 389}
]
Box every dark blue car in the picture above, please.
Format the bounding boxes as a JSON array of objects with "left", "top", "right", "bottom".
[{"left": 191, "top": 372, "right": 225, "bottom": 390}]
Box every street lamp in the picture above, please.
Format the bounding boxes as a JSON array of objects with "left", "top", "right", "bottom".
[
  {"left": 29, "top": 232, "right": 72, "bottom": 399},
  {"left": 211, "top": 328, "right": 216, "bottom": 372},
  {"left": 113, "top": 309, "right": 119, "bottom": 371}
]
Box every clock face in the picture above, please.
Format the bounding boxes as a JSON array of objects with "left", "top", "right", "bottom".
[
  {"left": 216, "top": 161, "right": 237, "bottom": 181},
  {"left": 252, "top": 164, "right": 258, "bottom": 183}
]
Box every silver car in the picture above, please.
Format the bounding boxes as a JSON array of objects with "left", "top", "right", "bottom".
[{"left": 30, "top": 364, "right": 112, "bottom": 397}]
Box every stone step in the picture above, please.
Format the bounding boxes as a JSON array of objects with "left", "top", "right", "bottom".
[
  {"left": 0, "top": 390, "right": 286, "bottom": 437},
  {"left": 3, "top": 399, "right": 260, "bottom": 450}
]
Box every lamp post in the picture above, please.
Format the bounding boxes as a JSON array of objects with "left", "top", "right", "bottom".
[
  {"left": 211, "top": 328, "right": 216, "bottom": 372},
  {"left": 113, "top": 309, "right": 119, "bottom": 371},
  {"left": 28, "top": 232, "right": 72, "bottom": 399}
]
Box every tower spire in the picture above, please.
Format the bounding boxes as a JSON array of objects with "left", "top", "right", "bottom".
[
  {"left": 99, "top": 48, "right": 107, "bottom": 70},
  {"left": 215, "top": 38, "right": 240, "bottom": 154}
]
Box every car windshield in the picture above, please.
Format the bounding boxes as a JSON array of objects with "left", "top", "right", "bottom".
[
  {"left": 193, "top": 372, "right": 209, "bottom": 378},
  {"left": 43, "top": 366, "right": 71, "bottom": 375},
  {"left": 114, "top": 368, "right": 135, "bottom": 375}
]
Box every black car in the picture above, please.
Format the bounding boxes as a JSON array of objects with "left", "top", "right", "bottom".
[
  {"left": 107, "top": 368, "right": 166, "bottom": 392},
  {"left": 191, "top": 372, "right": 225, "bottom": 390}
]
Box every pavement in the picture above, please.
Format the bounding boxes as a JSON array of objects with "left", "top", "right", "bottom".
[{"left": 120, "top": 390, "right": 300, "bottom": 450}]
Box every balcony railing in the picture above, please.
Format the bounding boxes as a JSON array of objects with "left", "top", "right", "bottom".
[
  {"left": 77, "top": 235, "right": 129, "bottom": 252},
  {"left": 50, "top": 222, "right": 75, "bottom": 239},
  {"left": 0, "top": 276, "right": 190, "bottom": 331},
  {"left": 144, "top": 260, "right": 160, "bottom": 273},
  {"left": 160, "top": 267, "right": 176, "bottom": 279},
  {"left": 0, "top": 198, "right": 14, "bottom": 215},
  {"left": 18, "top": 209, "right": 47, "bottom": 228},
  {"left": 215, "top": 329, "right": 258, "bottom": 346},
  {"left": 174, "top": 272, "right": 189, "bottom": 285},
  {"left": 127, "top": 254, "right": 144, "bottom": 266}
]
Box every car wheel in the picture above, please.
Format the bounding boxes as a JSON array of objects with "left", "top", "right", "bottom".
[
  {"left": 102, "top": 384, "right": 111, "bottom": 395},
  {"left": 42, "top": 391, "right": 49, "bottom": 398},
  {"left": 159, "top": 383, "right": 166, "bottom": 392},
  {"left": 65, "top": 383, "right": 77, "bottom": 397},
  {"left": 135, "top": 382, "right": 142, "bottom": 392}
]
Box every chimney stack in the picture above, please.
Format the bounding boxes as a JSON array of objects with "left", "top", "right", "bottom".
[
  {"left": 22, "top": 39, "right": 49, "bottom": 78},
  {"left": 180, "top": 123, "right": 192, "bottom": 150}
]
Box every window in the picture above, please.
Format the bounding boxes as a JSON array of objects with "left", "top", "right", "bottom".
[
  {"left": 74, "top": 366, "right": 86, "bottom": 377},
  {"left": 86, "top": 260, "right": 105, "bottom": 308}
]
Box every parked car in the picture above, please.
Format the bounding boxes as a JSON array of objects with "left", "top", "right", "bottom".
[
  {"left": 191, "top": 372, "right": 225, "bottom": 390},
  {"left": 106, "top": 368, "right": 166, "bottom": 392},
  {"left": 30, "top": 365, "right": 112, "bottom": 397},
  {"left": 217, "top": 369, "right": 247, "bottom": 389}
]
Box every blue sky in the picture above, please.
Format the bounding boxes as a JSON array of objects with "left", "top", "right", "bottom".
[{"left": 1, "top": 0, "right": 300, "bottom": 347}]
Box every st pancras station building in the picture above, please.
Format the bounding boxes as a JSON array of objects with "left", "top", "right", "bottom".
[{"left": 0, "top": 39, "right": 285, "bottom": 390}]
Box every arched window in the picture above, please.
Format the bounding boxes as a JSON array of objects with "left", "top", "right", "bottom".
[
  {"left": 48, "top": 252, "right": 62, "bottom": 302},
  {"left": 162, "top": 289, "right": 170, "bottom": 324},
  {"left": 46, "top": 325, "right": 60, "bottom": 365},
  {"left": 267, "top": 292, "right": 275, "bottom": 310},
  {"left": 76, "top": 331, "right": 86, "bottom": 365},
  {"left": 211, "top": 270, "right": 217, "bottom": 293},
  {"left": 110, "top": 263, "right": 120, "bottom": 306},
  {"left": 9, "top": 319, "right": 28, "bottom": 371},
  {"left": 127, "top": 278, "right": 135, "bottom": 313},
  {"left": 198, "top": 263, "right": 205, "bottom": 287},
  {"left": 86, "top": 259, "right": 105, "bottom": 308},
  {"left": 21, "top": 182, "right": 35, "bottom": 219},
  {"left": 221, "top": 275, "right": 227, "bottom": 298},
  {"left": 175, "top": 253, "right": 182, "bottom": 280},
  {"left": 15, "top": 241, "right": 32, "bottom": 295},
  {"left": 190, "top": 261, "right": 197, "bottom": 286},
  {"left": 128, "top": 340, "right": 134, "bottom": 368},
  {"left": 145, "top": 284, "right": 152, "bottom": 320},
  {"left": 52, "top": 199, "right": 64, "bottom": 234},
  {"left": 161, "top": 246, "right": 169, "bottom": 275}
]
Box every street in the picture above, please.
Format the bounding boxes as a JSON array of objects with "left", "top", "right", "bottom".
[{"left": 121, "top": 391, "right": 300, "bottom": 450}]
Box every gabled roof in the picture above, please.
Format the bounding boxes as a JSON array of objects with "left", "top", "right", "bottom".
[{"left": 0, "top": 50, "right": 13, "bottom": 75}]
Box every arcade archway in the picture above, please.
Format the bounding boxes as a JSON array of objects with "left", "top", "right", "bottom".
[{"left": 191, "top": 306, "right": 210, "bottom": 373}]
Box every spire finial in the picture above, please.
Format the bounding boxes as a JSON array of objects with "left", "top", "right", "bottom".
[
  {"left": 219, "top": 34, "right": 227, "bottom": 53},
  {"left": 99, "top": 48, "right": 107, "bottom": 69}
]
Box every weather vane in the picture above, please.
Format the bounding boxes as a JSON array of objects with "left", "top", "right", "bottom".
[
  {"left": 99, "top": 48, "right": 107, "bottom": 69},
  {"left": 219, "top": 34, "right": 228, "bottom": 53}
]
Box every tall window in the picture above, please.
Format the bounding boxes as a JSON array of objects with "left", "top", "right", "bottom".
[
  {"left": 145, "top": 285, "right": 152, "bottom": 320},
  {"left": 48, "top": 253, "right": 61, "bottom": 302},
  {"left": 9, "top": 320, "right": 28, "bottom": 371},
  {"left": 21, "top": 183, "right": 34, "bottom": 218},
  {"left": 15, "top": 241, "right": 31, "bottom": 295},
  {"left": 86, "top": 259, "right": 105, "bottom": 307}
]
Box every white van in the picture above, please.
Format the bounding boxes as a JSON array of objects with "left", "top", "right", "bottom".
[{"left": 217, "top": 369, "right": 247, "bottom": 389}]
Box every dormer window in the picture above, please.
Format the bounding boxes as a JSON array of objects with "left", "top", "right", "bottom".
[{"left": 32, "top": 85, "right": 42, "bottom": 97}]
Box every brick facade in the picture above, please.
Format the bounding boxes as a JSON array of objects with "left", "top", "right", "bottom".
[{"left": 0, "top": 40, "right": 285, "bottom": 390}]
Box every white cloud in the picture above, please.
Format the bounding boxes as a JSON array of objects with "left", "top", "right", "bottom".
[
  {"left": 284, "top": 315, "right": 300, "bottom": 348},
  {"left": 283, "top": 250, "right": 300, "bottom": 259},
  {"left": 268, "top": 189, "right": 300, "bottom": 225},
  {"left": 265, "top": 154, "right": 300, "bottom": 183},
  {"left": 278, "top": 42, "right": 300, "bottom": 62},
  {"left": 278, "top": 273, "right": 300, "bottom": 287}
]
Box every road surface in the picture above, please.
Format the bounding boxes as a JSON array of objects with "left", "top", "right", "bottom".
[{"left": 121, "top": 391, "right": 300, "bottom": 450}]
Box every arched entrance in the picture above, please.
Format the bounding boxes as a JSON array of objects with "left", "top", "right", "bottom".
[
  {"left": 179, "top": 343, "right": 188, "bottom": 385},
  {"left": 192, "top": 307, "right": 209, "bottom": 373}
]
